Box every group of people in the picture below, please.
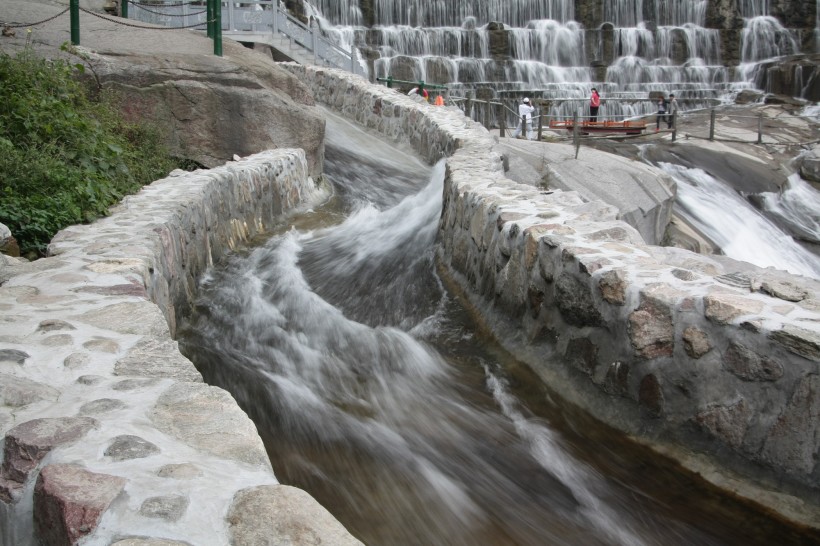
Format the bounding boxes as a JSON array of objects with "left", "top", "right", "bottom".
[
  {"left": 591, "top": 88, "right": 679, "bottom": 130},
  {"left": 655, "top": 93, "right": 679, "bottom": 131},
  {"left": 408, "top": 87, "right": 445, "bottom": 106},
  {"left": 409, "top": 85, "right": 680, "bottom": 139},
  {"left": 513, "top": 88, "right": 679, "bottom": 140}
]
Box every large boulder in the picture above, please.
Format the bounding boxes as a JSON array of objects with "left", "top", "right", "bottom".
[
  {"left": 800, "top": 145, "right": 820, "bottom": 184},
  {"left": 0, "top": 222, "right": 20, "bottom": 258},
  {"left": 92, "top": 46, "right": 325, "bottom": 176},
  {"left": 34, "top": 464, "right": 126, "bottom": 546}
]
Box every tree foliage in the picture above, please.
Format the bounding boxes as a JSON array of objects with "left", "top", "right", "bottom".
[{"left": 0, "top": 49, "right": 182, "bottom": 257}]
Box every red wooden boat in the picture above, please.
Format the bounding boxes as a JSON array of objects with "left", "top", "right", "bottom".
[{"left": 549, "top": 119, "right": 647, "bottom": 135}]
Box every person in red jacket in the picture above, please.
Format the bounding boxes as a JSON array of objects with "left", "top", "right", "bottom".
[{"left": 589, "top": 88, "right": 601, "bottom": 122}]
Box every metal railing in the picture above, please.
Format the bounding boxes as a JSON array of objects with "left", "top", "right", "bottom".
[
  {"left": 126, "top": 0, "right": 365, "bottom": 76},
  {"left": 444, "top": 95, "right": 818, "bottom": 160}
]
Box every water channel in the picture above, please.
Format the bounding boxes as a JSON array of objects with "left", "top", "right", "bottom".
[{"left": 178, "top": 109, "right": 819, "bottom": 545}]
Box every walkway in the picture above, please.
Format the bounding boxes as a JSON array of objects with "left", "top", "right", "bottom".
[{"left": 125, "top": 0, "right": 367, "bottom": 77}]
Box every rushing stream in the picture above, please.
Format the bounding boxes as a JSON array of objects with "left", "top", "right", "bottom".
[{"left": 178, "top": 109, "right": 819, "bottom": 545}]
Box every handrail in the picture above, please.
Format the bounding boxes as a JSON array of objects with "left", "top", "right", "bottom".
[
  {"left": 376, "top": 77, "right": 448, "bottom": 90},
  {"left": 125, "top": 0, "right": 365, "bottom": 77}
]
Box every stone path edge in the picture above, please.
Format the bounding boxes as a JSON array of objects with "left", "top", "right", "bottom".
[{"left": 0, "top": 150, "right": 363, "bottom": 545}]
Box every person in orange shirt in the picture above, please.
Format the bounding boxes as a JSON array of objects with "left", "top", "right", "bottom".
[{"left": 434, "top": 94, "right": 444, "bottom": 106}]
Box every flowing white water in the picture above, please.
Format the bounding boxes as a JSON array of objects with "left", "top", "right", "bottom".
[
  {"left": 657, "top": 162, "right": 820, "bottom": 278},
  {"left": 758, "top": 172, "right": 820, "bottom": 247},
  {"left": 484, "top": 368, "right": 647, "bottom": 546},
  {"left": 178, "top": 109, "right": 817, "bottom": 545},
  {"left": 304, "top": 0, "right": 808, "bottom": 122}
]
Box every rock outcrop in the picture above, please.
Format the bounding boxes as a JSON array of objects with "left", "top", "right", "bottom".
[{"left": 750, "top": 54, "right": 820, "bottom": 102}]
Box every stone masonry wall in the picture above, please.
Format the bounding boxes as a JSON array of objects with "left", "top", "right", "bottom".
[
  {"left": 0, "top": 150, "right": 362, "bottom": 545},
  {"left": 283, "top": 64, "right": 820, "bottom": 520}
]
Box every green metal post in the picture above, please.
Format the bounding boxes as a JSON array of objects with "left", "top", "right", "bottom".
[
  {"left": 70, "top": 0, "right": 80, "bottom": 45},
  {"left": 121, "top": 0, "right": 128, "bottom": 18},
  {"left": 214, "top": 0, "right": 222, "bottom": 56},
  {"left": 207, "top": 0, "right": 213, "bottom": 38},
  {"left": 386, "top": 76, "right": 393, "bottom": 88}
]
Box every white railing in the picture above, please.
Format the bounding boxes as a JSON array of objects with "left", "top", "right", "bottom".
[{"left": 126, "top": 0, "right": 366, "bottom": 77}]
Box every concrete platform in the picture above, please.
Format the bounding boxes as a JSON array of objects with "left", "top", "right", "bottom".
[{"left": 497, "top": 137, "right": 676, "bottom": 245}]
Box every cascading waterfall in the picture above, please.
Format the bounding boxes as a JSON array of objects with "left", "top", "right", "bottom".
[
  {"left": 654, "top": 162, "right": 820, "bottom": 278},
  {"left": 306, "top": 0, "right": 810, "bottom": 123},
  {"left": 727, "top": 0, "right": 799, "bottom": 86},
  {"left": 741, "top": 17, "right": 797, "bottom": 63},
  {"left": 738, "top": 0, "right": 770, "bottom": 18},
  {"left": 364, "top": 0, "right": 575, "bottom": 27}
]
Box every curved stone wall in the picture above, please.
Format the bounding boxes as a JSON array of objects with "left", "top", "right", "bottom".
[
  {"left": 283, "top": 64, "right": 820, "bottom": 524},
  {"left": 0, "top": 150, "right": 362, "bottom": 545},
  {"left": 2, "top": 60, "right": 817, "bottom": 542}
]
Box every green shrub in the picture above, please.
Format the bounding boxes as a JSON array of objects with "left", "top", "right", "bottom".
[{"left": 0, "top": 49, "right": 182, "bottom": 257}]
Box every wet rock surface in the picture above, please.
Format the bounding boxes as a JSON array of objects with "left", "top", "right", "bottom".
[{"left": 34, "top": 464, "right": 126, "bottom": 546}]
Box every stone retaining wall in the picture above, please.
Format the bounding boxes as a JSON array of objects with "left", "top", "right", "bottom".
[
  {"left": 0, "top": 150, "right": 362, "bottom": 545},
  {"left": 284, "top": 64, "right": 820, "bottom": 521}
]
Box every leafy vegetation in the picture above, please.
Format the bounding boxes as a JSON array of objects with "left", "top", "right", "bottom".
[{"left": 0, "top": 49, "right": 183, "bottom": 257}]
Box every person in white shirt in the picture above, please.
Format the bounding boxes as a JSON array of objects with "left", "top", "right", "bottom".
[
  {"left": 512, "top": 97, "right": 536, "bottom": 140},
  {"left": 667, "top": 93, "right": 679, "bottom": 129}
]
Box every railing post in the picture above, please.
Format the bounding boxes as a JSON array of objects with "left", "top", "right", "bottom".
[
  {"left": 499, "top": 103, "right": 505, "bottom": 138},
  {"left": 272, "top": 3, "right": 278, "bottom": 34},
  {"left": 227, "top": 0, "right": 234, "bottom": 32},
  {"left": 573, "top": 112, "right": 581, "bottom": 159},
  {"left": 757, "top": 113, "right": 763, "bottom": 144},
  {"left": 671, "top": 112, "right": 677, "bottom": 142},
  {"left": 206, "top": 0, "right": 213, "bottom": 38},
  {"left": 214, "top": 0, "right": 222, "bottom": 56},
  {"left": 465, "top": 91, "right": 473, "bottom": 119},
  {"left": 484, "top": 100, "right": 490, "bottom": 131},
  {"left": 709, "top": 108, "right": 716, "bottom": 141},
  {"left": 70, "top": 0, "right": 80, "bottom": 45},
  {"left": 537, "top": 110, "right": 544, "bottom": 141},
  {"left": 121, "top": 0, "right": 128, "bottom": 18}
]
